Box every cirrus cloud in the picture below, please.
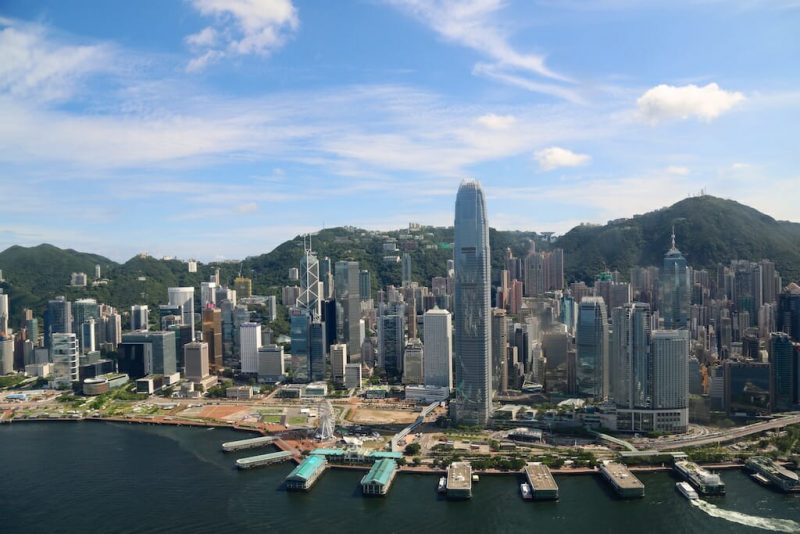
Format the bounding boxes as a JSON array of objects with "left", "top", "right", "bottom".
[
  {"left": 637, "top": 82, "right": 745, "bottom": 124},
  {"left": 534, "top": 146, "right": 591, "bottom": 171}
]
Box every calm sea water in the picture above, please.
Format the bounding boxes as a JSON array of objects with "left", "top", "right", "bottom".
[{"left": 2, "top": 422, "right": 800, "bottom": 534}]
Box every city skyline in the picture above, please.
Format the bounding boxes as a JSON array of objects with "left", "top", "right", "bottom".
[{"left": 1, "top": 0, "right": 799, "bottom": 261}]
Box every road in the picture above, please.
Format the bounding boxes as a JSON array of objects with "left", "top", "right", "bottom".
[{"left": 652, "top": 414, "right": 800, "bottom": 451}]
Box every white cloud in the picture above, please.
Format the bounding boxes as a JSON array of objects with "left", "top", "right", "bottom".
[
  {"left": 186, "top": 0, "right": 299, "bottom": 72},
  {"left": 665, "top": 165, "right": 690, "bottom": 175},
  {"left": 235, "top": 202, "right": 258, "bottom": 213},
  {"left": 731, "top": 162, "right": 752, "bottom": 170},
  {"left": 637, "top": 83, "right": 745, "bottom": 123},
  {"left": 476, "top": 113, "right": 516, "bottom": 129},
  {"left": 389, "top": 0, "right": 576, "bottom": 100},
  {"left": 0, "top": 20, "right": 112, "bottom": 101},
  {"left": 534, "top": 146, "right": 591, "bottom": 171}
]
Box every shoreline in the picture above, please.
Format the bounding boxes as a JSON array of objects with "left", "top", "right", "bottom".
[{"left": 2, "top": 416, "right": 759, "bottom": 477}]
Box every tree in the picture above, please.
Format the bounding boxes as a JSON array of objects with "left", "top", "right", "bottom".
[
  {"left": 404, "top": 442, "right": 421, "bottom": 456},
  {"left": 412, "top": 457, "right": 421, "bottom": 466}
]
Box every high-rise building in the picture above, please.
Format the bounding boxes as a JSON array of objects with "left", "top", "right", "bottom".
[
  {"left": 378, "top": 312, "right": 404, "bottom": 378},
  {"left": 403, "top": 339, "right": 424, "bottom": 385},
  {"left": 576, "top": 297, "right": 609, "bottom": 399},
  {"left": 202, "top": 307, "right": 223, "bottom": 371},
  {"left": 344, "top": 363, "right": 362, "bottom": 389},
  {"left": 131, "top": 305, "right": 149, "bottom": 331},
  {"left": 491, "top": 309, "right": 509, "bottom": 395},
  {"left": 651, "top": 330, "right": 689, "bottom": 411},
  {"left": 309, "top": 320, "right": 327, "bottom": 382},
  {"left": 0, "top": 290, "right": 8, "bottom": 335},
  {"left": 257, "top": 344, "right": 285, "bottom": 382},
  {"left": 0, "top": 335, "right": 13, "bottom": 374},
  {"left": 778, "top": 283, "right": 800, "bottom": 342},
  {"left": 290, "top": 309, "right": 311, "bottom": 382},
  {"left": 51, "top": 332, "right": 79, "bottom": 388},
  {"left": 610, "top": 303, "right": 651, "bottom": 408},
  {"left": 168, "top": 287, "right": 195, "bottom": 341},
  {"left": 335, "top": 260, "right": 361, "bottom": 357},
  {"left": 359, "top": 270, "right": 371, "bottom": 302},
  {"left": 45, "top": 297, "right": 72, "bottom": 347},
  {"left": 422, "top": 307, "right": 452, "bottom": 390},
  {"left": 234, "top": 277, "right": 253, "bottom": 299},
  {"left": 200, "top": 282, "right": 218, "bottom": 307},
  {"left": 769, "top": 332, "right": 795, "bottom": 411},
  {"left": 452, "top": 180, "right": 492, "bottom": 425},
  {"left": 184, "top": 341, "right": 209, "bottom": 383},
  {"left": 239, "top": 322, "right": 262, "bottom": 374},
  {"left": 120, "top": 331, "right": 177, "bottom": 376},
  {"left": 297, "top": 245, "right": 322, "bottom": 318},
  {"left": 331, "top": 343, "right": 347, "bottom": 385},
  {"left": 660, "top": 229, "right": 690, "bottom": 329},
  {"left": 402, "top": 253, "right": 412, "bottom": 286}
]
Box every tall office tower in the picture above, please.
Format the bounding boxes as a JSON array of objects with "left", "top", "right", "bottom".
[
  {"left": 543, "top": 328, "right": 569, "bottom": 394},
  {"left": 131, "top": 305, "right": 149, "bottom": 331},
  {"left": 0, "top": 289, "right": 7, "bottom": 334},
  {"left": 732, "top": 261, "right": 762, "bottom": 328},
  {"left": 297, "top": 242, "right": 322, "bottom": 318},
  {"left": 660, "top": 228, "right": 690, "bottom": 329},
  {"left": 45, "top": 297, "right": 72, "bottom": 346},
  {"left": 610, "top": 303, "right": 652, "bottom": 408},
  {"left": 335, "top": 260, "right": 361, "bottom": 357},
  {"left": 594, "top": 280, "right": 631, "bottom": 317},
  {"left": 330, "top": 343, "right": 347, "bottom": 384},
  {"left": 321, "top": 298, "right": 337, "bottom": 350},
  {"left": 359, "top": 270, "right": 371, "bottom": 302},
  {"left": 216, "top": 286, "right": 236, "bottom": 307},
  {"left": 320, "top": 257, "right": 334, "bottom": 299},
  {"left": 257, "top": 344, "right": 285, "bottom": 382},
  {"left": 309, "top": 320, "right": 327, "bottom": 381},
  {"left": 104, "top": 313, "right": 122, "bottom": 347},
  {"left": 80, "top": 317, "right": 96, "bottom": 353},
  {"left": 778, "top": 283, "right": 800, "bottom": 342},
  {"left": 403, "top": 339, "right": 424, "bottom": 385},
  {"left": 202, "top": 307, "right": 223, "bottom": 371},
  {"left": 200, "top": 282, "right": 218, "bottom": 307},
  {"left": 402, "top": 253, "right": 412, "bottom": 286},
  {"left": 121, "top": 331, "right": 177, "bottom": 375},
  {"left": 184, "top": 341, "right": 209, "bottom": 383},
  {"left": 769, "top": 332, "right": 795, "bottom": 411},
  {"left": 26, "top": 318, "right": 40, "bottom": 347},
  {"left": 234, "top": 277, "right": 253, "bottom": 299},
  {"left": 239, "top": 322, "right": 262, "bottom": 374},
  {"left": 72, "top": 298, "right": 99, "bottom": 351},
  {"left": 576, "top": 297, "right": 609, "bottom": 399},
  {"left": 378, "top": 312, "right": 405, "bottom": 378},
  {"left": 290, "top": 308, "right": 311, "bottom": 382},
  {"left": 282, "top": 286, "right": 300, "bottom": 307},
  {"left": 168, "top": 287, "right": 196, "bottom": 340},
  {"left": 761, "top": 260, "right": 778, "bottom": 304},
  {"left": 452, "top": 180, "right": 492, "bottom": 426},
  {"left": 651, "top": 330, "right": 689, "bottom": 420},
  {"left": 422, "top": 307, "right": 453, "bottom": 389},
  {"left": 51, "top": 333, "right": 79, "bottom": 387},
  {"left": 491, "top": 309, "right": 509, "bottom": 395},
  {"left": 0, "top": 335, "right": 12, "bottom": 374}
]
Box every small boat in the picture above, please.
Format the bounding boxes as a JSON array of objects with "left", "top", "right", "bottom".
[
  {"left": 520, "top": 483, "right": 533, "bottom": 501},
  {"left": 472, "top": 474, "right": 480, "bottom": 483},
  {"left": 437, "top": 477, "right": 447, "bottom": 494},
  {"left": 751, "top": 473, "right": 771, "bottom": 487},
  {"left": 676, "top": 481, "right": 699, "bottom": 500}
]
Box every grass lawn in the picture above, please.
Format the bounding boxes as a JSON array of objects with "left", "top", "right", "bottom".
[
  {"left": 261, "top": 415, "right": 282, "bottom": 423},
  {"left": 287, "top": 416, "right": 308, "bottom": 425}
]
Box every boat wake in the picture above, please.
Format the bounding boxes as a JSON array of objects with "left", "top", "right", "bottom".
[{"left": 690, "top": 499, "right": 800, "bottom": 533}]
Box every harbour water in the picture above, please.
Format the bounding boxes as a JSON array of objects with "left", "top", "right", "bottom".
[{"left": 2, "top": 422, "right": 800, "bottom": 533}]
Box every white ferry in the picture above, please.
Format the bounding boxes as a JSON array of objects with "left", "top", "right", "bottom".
[
  {"left": 520, "top": 483, "right": 533, "bottom": 501},
  {"left": 676, "top": 481, "right": 699, "bottom": 500},
  {"left": 437, "top": 477, "right": 447, "bottom": 494}
]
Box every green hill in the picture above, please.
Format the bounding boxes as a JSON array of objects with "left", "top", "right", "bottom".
[{"left": 557, "top": 195, "right": 800, "bottom": 283}]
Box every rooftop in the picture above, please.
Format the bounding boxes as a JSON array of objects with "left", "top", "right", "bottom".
[
  {"left": 447, "top": 462, "right": 472, "bottom": 490},
  {"left": 525, "top": 463, "right": 558, "bottom": 491},
  {"left": 286, "top": 455, "right": 326, "bottom": 481},
  {"left": 361, "top": 459, "right": 397, "bottom": 486},
  {"left": 601, "top": 461, "right": 644, "bottom": 490}
]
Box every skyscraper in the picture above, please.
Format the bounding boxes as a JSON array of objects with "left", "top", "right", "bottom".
[
  {"left": 335, "top": 260, "right": 361, "bottom": 357},
  {"left": 452, "top": 180, "right": 492, "bottom": 426},
  {"left": 660, "top": 228, "right": 690, "bottom": 329},
  {"left": 423, "top": 307, "right": 453, "bottom": 389},
  {"left": 778, "top": 283, "right": 800, "bottom": 342},
  {"left": 402, "top": 253, "right": 412, "bottom": 286},
  {"left": 610, "top": 303, "right": 651, "bottom": 408},
  {"left": 0, "top": 290, "right": 8, "bottom": 335},
  {"left": 576, "top": 297, "right": 609, "bottom": 399},
  {"left": 45, "top": 297, "right": 72, "bottom": 347},
  {"left": 131, "top": 305, "right": 149, "bottom": 331},
  {"left": 651, "top": 330, "right": 689, "bottom": 423},
  {"left": 491, "top": 309, "right": 509, "bottom": 395},
  {"left": 51, "top": 332, "right": 79, "bottom": 388},
  {"left": 202, "top": 307, "right": 223, "bottom": 371},
  {"left": 239, "top": 322, "right": 262, "bottom": 374},
  {"left": 168, "top": 287, "right": 195, "bottom": 341},
  {"left": 769, "top": 332, "right": 795, "bottom": 411},
  {"left": 378, "top": 312, "right": 404, "bottom": 378},
  {"left": 403, "top": 339, "right": 424, "bottom": 385}
]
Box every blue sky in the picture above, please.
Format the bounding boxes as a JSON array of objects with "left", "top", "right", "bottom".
[{"left": 1, "top": 0, "right": 798, "bottom": 262}]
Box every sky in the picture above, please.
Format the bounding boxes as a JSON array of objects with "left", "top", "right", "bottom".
[{"left": 1, "top": 0, "right": 799, "bottom": 262}]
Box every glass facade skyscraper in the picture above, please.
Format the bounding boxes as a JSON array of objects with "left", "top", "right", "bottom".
[
  {"left": 660, "top": 229, "right": 690, "bottom": 329},
  {"left": 452, "top": 180, "right": 492, "bottom": 426},
  {"left": 576, "top": 297, "right": 609, "bottom": 399}
]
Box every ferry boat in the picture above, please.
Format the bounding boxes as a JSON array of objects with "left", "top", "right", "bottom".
[
  {"left": 437, "top": 477, "right": 447, "bottom": 494},
  {"left": 520, "top": 483, "right": 533, "bottom": 501},
  {"left": 472, "top": 474, "right": 480, "bottom": 483},
  {"left": 676, "top": 481, "right": 699, "bottom": 500},
  {"left": 673, "top": 460, "right": 726, "bottom": 495},
  {"left": 745, "top": 457, "right": 800, "bottom": 492}
]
